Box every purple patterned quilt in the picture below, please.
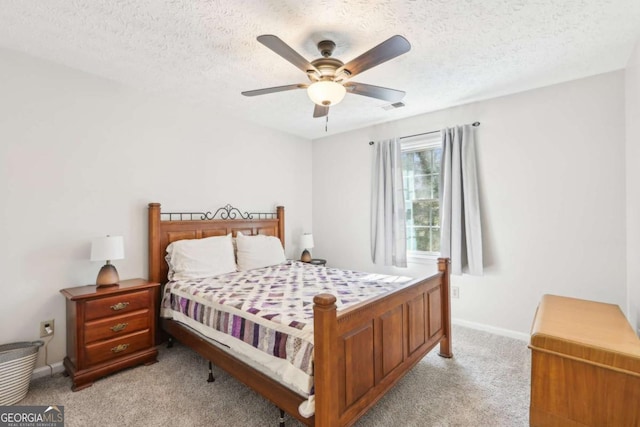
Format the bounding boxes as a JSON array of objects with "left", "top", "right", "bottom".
[{"left": 161, "top": 261, "right": 412, "bottom": 395}]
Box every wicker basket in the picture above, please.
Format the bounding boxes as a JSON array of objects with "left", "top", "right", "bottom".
[{"left": 0, "top": 341, "right": 43, "bottom": 405}]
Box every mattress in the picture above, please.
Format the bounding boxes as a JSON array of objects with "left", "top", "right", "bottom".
[{"left": 160, "top": 261, "right": 412, "bottom": 416}]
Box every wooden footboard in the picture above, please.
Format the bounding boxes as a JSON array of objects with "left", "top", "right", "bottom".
[{"left": 313, "top": 258, "right": 451, "bottom": 427}]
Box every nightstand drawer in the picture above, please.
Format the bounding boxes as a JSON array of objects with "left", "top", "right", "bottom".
[
  {"left": 84, "top": 310, "right": 150, "bottom": 344},
  {"left": 84, "top": 329, "right": 152, "bottom": 365},
  {"left": 85, "top": 290, "right": 150, "bottom": 320}
]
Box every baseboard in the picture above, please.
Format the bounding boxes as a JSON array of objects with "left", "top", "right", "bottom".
[
  {"left": 452, "top": 318, "right": 529, "bottom": 342},
  {"left": 32, "top": 361, "right": 65, "bottom": 380}
]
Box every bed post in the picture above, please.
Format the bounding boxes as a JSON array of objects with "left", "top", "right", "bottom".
[
  {"left": 148, "top": 203, "right": 161, "bottom": 284},
  {"left": 276, "top": 206, "right": 285, "bottom": 248},
  {"left": 313, "top": 293, "right": 339, "bottom": 427},
  {"left": 437, "top": 257, "right": 453, "bottom": 358}
]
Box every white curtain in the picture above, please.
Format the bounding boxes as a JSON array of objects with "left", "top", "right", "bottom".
[
  {"left": 371, "top": 138, "right": 407, "bottom": 267},
  {"left": 440, "top": 125, "right": 483, "bottom": 275}
]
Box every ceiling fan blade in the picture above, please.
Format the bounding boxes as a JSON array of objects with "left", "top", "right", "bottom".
[
  {"left": 337, "top": 35, "right": 411, "bottom": 78},
  {"left": 345, "top": 82, "right": 405, "bottom": 102},
  {"left": 242, "top": 84, "right": 307, "bottom": 97},
  {"left": 257, "top": 35, "right": 320, "bottom": 76},
  {"left": 313, "top": 104, "right": 329, "bottom": 118}
]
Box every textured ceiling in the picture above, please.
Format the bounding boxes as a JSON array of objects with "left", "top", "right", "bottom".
[{"left": 1, "top": 0, "right": 639, "bottom": 139}]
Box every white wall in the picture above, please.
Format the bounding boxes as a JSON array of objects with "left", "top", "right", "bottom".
[
  {"left": 0, "top": 48, "right": 312, "bottom": 368},
  {"left": 626, "top": 39, "right": 640, "bottom": 335},
  {"left": 1, "top": 43, "right": 633, "bottom": 373},
  {"left": 312, "top": 71, "right": 627, "bottom": 336}
]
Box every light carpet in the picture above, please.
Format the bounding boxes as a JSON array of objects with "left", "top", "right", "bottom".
[{"left": 19, "top": 325, "right": 531, "bottom": 426}]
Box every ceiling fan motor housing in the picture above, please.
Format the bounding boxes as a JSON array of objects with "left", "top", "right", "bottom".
[{"left": 310, "top": 57, "right": 344, "bottom": 81}]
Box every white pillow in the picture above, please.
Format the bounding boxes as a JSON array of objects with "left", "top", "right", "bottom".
[
  {"left": 236, "top": 232, "right": 286, "bottom": 271},
  {"left": 166, "top": 234, "right": 236, "bottom": 280}
]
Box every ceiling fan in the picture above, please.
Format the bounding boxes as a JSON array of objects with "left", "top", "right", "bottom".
[{"left": 241, "top": 34, "right": 411, "bottom": 118}]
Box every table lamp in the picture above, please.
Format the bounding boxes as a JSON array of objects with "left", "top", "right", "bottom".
[
  {"left": 91, "top": 235, "right": 124, "bottom": 287},
  {"left": 300, "top": 233, "right": 314, "bottom": 263}
]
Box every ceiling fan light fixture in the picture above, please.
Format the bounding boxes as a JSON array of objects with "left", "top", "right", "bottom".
[{"left": 307, "top": 81, "right": 346, "bottom": 106}]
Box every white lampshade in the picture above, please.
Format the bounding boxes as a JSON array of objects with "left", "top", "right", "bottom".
[
  {"left": 91, "top": 236, "right": 125, "bottom": 261},
  {"left": 307, "top": 81, "right": 346, "bottom": 106},
  {"left": 300, "top": 233, "right": 314, "bottom": 250}
]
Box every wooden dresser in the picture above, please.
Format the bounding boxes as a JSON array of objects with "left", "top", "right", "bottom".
[
  {"left": 529, "top": 294, "right": 640, "bottom": 426},
  {"left": 61, "top": 278, "right": 160, "bottom": 391}
]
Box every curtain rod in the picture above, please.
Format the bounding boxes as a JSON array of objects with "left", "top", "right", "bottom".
[{"left": 368, "top": 121, "right": 480, "bottom": 145}]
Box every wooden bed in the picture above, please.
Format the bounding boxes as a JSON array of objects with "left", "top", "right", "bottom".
[{"left": 148, "top": 202, "right": 452, "bottom": 427}]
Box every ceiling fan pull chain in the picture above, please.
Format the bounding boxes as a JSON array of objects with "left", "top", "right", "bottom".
[{"left": 325, "top": 114, "right": 329, "bottom": 132}]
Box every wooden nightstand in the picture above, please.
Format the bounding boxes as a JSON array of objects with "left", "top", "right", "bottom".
[{"left": 60, "top": 278, "right": 160, "bottom": 391}]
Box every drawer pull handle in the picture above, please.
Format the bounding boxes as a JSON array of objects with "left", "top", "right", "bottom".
[
  {"left": 111, "top": 343, "right": 130, "bottom": 353},
  {"left": 110, "top": 302, "right": 129, "bottom": 311},
  {"left": 110, "top": 323, "right": 128, "bottom": 332}
]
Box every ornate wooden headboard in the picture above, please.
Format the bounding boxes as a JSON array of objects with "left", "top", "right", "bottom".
[{"left": 148, "top": 203, "right": 285, "bottom": 284}]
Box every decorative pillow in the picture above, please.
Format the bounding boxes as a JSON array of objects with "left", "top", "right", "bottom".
[
  {"left": 166, "top": 234, "right": 236, "bottom": 280},
  {"left": 235, "top": 232, "right": 286, "bottom": 271}
]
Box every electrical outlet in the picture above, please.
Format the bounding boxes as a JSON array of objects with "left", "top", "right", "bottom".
[
  {"left": 451, "top": 286, "right": 460, "bottom": 299},
  {"left": 40, "top": 319, "right": 54, "bottom": 337}
]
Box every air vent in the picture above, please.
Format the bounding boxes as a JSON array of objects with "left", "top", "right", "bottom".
[{"left": 382, "top": 102, "right": 405, "bottom": 111}]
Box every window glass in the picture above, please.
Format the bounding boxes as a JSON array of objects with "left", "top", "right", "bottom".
[{"left": 402, "top": 134, "right": 442, "bottom": 255}]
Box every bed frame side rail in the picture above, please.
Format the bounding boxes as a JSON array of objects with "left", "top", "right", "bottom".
[{"left": 161, "top": 318, "right": 313, "bottom": 426}]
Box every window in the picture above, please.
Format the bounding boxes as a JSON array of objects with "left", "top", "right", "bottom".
[{"left": 401, "top": 134, "right": 442, "bottom": 256}]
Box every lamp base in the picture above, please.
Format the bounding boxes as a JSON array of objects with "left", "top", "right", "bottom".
[
  {"left": 96, "top": 264, "right": 120, "bottom": 288},
  {"left": 301, "top": 249, "right": 311, "bottom": 263}
]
